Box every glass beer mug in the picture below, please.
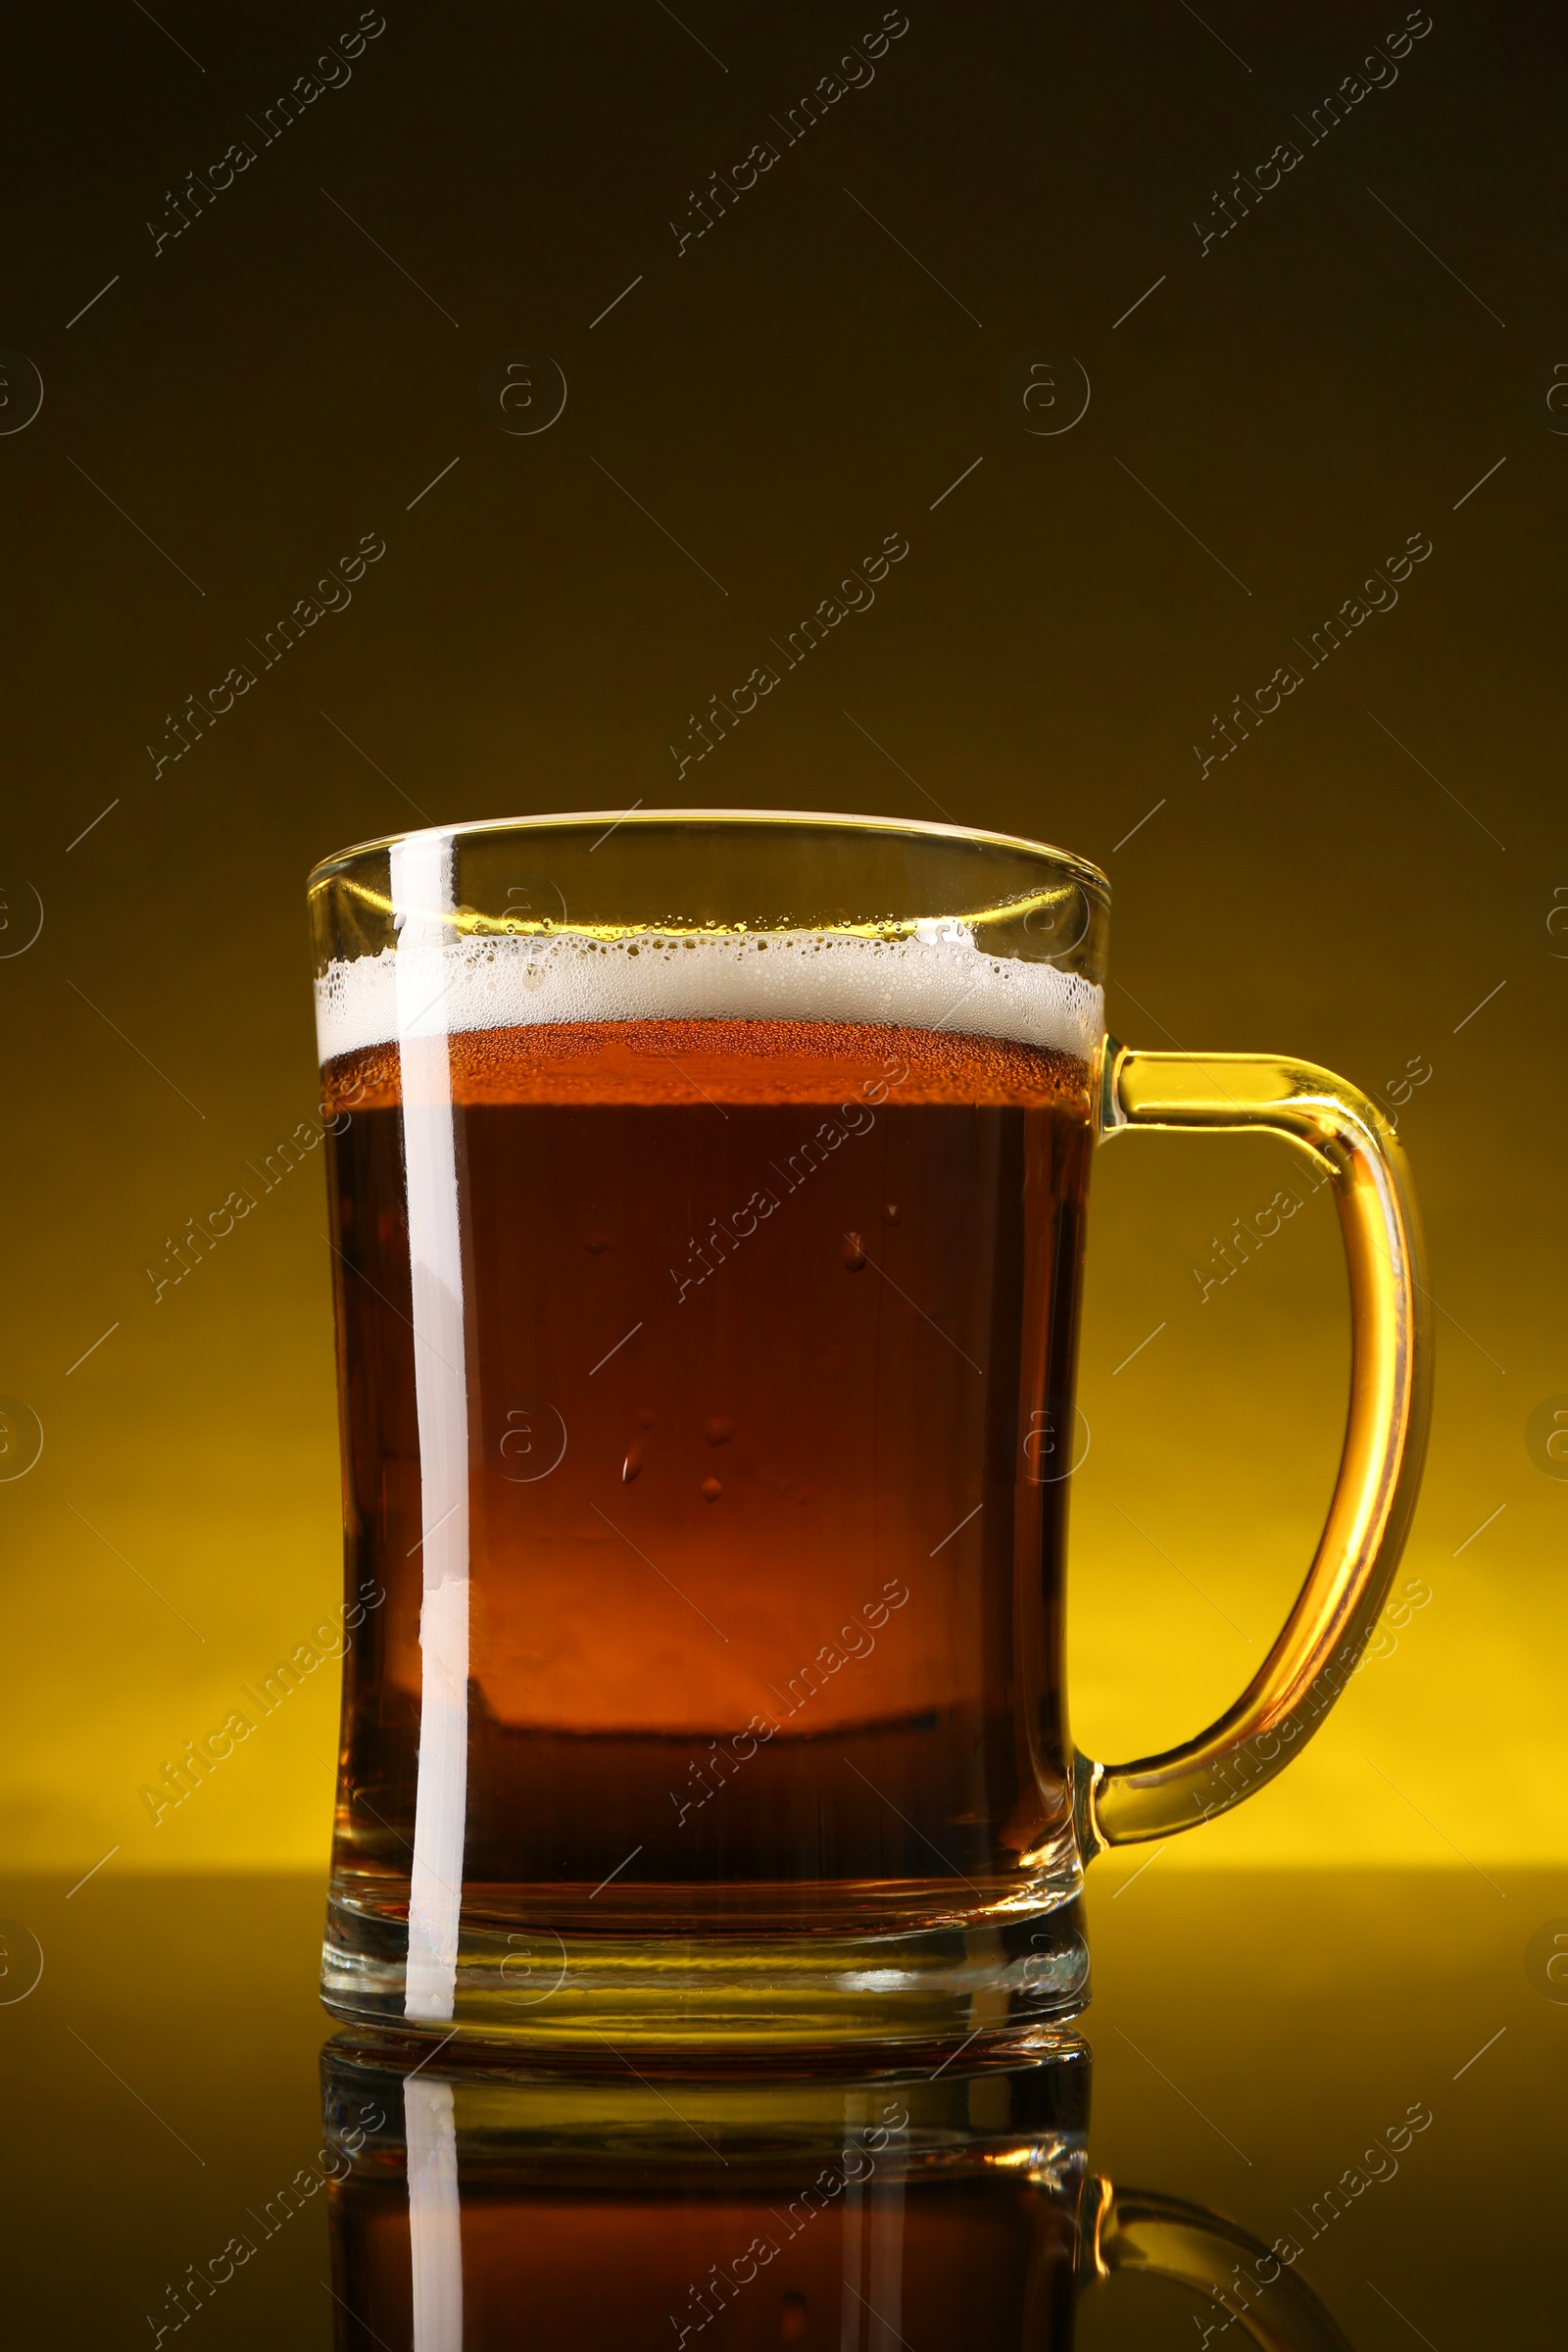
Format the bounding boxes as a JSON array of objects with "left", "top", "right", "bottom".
[{"left": 309, "top": 811, "right": 1429, "bottom": 2052}]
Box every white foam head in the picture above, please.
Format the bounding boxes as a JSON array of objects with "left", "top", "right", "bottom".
[{"left": 314, "top": 924, "right": 1103, "bottom": 1065}]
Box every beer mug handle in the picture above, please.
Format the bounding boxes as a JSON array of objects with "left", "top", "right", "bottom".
[
  {"left": 1083, "top": 2178, "right": 1355, "bottom": 2348},
  {"left": 1076, "top": 1046, "right": 1432, "bottom": 1849}
]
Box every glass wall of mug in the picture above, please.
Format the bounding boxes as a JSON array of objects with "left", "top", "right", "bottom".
[{"left": 310, "top": 813, "right": 1108, "bottom": 2053}]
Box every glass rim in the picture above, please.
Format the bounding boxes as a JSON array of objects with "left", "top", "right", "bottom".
[{"left": 306, "top": 806, "right": 1110, "bottom": 903}]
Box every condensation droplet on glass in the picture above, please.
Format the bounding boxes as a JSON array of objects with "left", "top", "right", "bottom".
[
  {"left": 701, "top": 1476, "right": 723, "bottom": 1503},
  {"left": 636, "top": 1407, "right": 656, "bottom": 1429},
  {"left": 881, "top": 1202, "right": 901, "bottom": 1225},
  {"left": 842, "top": 1232, "right": 867, "bottom": 1271},
  {"left": 780, "top": 2291, "right": 808, "bottom": 2342},
  {"left": 705, "top": 1416, "right": 733, "bottom": 1446},
  {"left": 622, "top": 1443, "right": 644, "bottom": 1484}
]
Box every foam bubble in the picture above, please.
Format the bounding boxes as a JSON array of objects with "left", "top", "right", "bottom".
[{"left": 314, "top": 925, "right": 1103, "bottom": 1065}]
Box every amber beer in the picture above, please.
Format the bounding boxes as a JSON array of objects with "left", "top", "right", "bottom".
[{"left": 323, "top": 1011, "right": 1092, "bottom": 1934}]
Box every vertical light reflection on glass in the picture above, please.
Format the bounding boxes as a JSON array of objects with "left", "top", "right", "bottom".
[{"left": 393, "top": 831, "right": 471, "bottom": 2023}]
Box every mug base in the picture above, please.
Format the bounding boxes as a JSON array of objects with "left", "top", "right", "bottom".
[{"left": 319, "top": 1884, "right": 1090, "bottom": 2066}]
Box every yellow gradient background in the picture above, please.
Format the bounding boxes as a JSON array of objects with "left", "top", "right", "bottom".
[{"left": 0, "top": 0, "right": 1560, "bottom": 1878}]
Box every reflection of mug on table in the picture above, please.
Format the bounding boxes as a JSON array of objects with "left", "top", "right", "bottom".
[
  {"left": 310, "top": 812, "right": 1429, "bottom": 2052},
  {"left": 319, "top": 2038, "right": 1352, "bottom": 2350}
]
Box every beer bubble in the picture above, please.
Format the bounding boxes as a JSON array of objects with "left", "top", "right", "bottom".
[
  {"left": 479, "top": 350, "right": 567, "bottom": 436},
  {"left": 1525, "top": 1395, "right": 1568, "bottom": 1479},
  {"left": 0, "top": 1396, "right": 43, "bottom": 1481},
  {"left": 701, "top": 1477, "right": 722, "bottom": 1503},
  {"left": 621, "top": 1443, "right": 644, "bottom": 1483},
  {"left": 0, "top": 1919, "right": 43, "bottom": 2004},
  {"left": 636, "top": 1407, "right": 656, "bottom": 1429},
  {"left": 704, "top": 1416, "right": 732, "bottom": 1446},
  {"left": 780, "top": 2291, "right": 808, "bottom": 2341},
  {"left": 842, "top": 1232, "right": 868, "bottom": 1271},
  {"left": 496, "top": 1397, "right": 567, "bottom": 1482},
  {"left": 881, "top": 1202, "right": 901, "bottom": 1225}
]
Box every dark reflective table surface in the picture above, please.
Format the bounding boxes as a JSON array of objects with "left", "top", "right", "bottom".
[{"left": 4, "top": 1869, "right": 1560, "bottom": 2346}]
